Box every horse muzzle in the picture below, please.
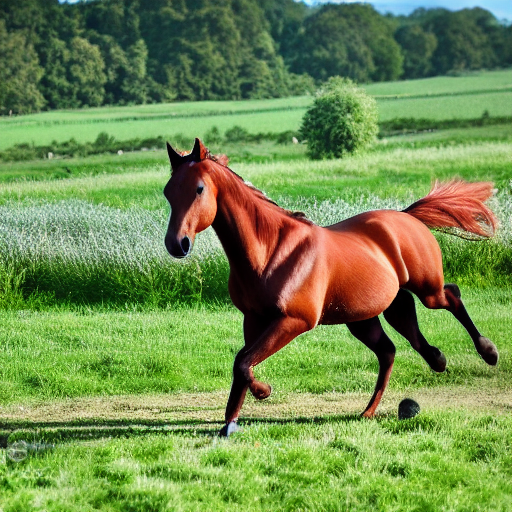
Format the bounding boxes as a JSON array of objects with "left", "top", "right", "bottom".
[{"left": 165, "top": 234, "right": 192, "bottom": 258}]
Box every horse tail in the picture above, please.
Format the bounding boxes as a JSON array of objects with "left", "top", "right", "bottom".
[{"left": 402, "top": 180, "right": 497, "bottom": 239}]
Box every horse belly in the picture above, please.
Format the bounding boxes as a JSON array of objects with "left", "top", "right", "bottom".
[{"left": 320, "top": 247, "right": 400, "bottom": 324}]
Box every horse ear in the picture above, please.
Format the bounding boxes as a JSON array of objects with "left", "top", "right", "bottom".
[
  {"left": 190, "top": 138, "right": 209, "bottom": 162},
  {"left": 166, "top": 142, "right": 186, "bottom": 172}
]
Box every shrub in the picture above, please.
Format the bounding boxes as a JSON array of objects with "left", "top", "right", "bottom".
[{"left": 300, "top": 77, "right": 378, "bottom": 159}]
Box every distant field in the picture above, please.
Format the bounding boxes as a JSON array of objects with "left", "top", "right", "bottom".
[
  {"left": 363, "top": 69, "right": 512, "bottom": 97},
  {"left": 1, "top": 69, "right": 510, "bottom": 150}
]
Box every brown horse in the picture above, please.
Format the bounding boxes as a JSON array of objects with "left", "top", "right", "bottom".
[{"left": 164, "top": 138, "right": 499, "bottom": 437}]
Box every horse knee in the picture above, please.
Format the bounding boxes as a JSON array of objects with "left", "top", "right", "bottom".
[
  {"left": 232, "top": 351, "right": 253, "bottom": 384},
  {"left": 233, "top": 351, "right": 272, "bottom": 400}
]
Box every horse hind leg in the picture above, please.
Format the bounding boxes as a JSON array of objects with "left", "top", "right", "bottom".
[
  {"left": 347, "top": 316, "right": 396, "bottom": 418},
  {"left": 384, "top": 289, "right": 446, "bottom": 372},
  {"left": 442, "top": 284, "right": 498, "bottom": 366},
  {"left": 421, "top": 283, "right": 498, "bottom": 366}
]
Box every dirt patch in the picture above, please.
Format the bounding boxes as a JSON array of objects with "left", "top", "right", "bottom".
[{"left": 1, "top": 386, "right": 511, "bottom": 427}]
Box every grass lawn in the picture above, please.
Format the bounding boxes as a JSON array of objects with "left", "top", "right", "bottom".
[
  {"left": 0, "top": 288, "right": 510, "bottom": 405},
  {"left": 1, "top": 287, "right": 511, "bottom": 511},
  {"left": 1, "top": 405, "right": 511, "bottom": 511},
  {"left": 0, "top": 75, "right": 511, "bottom": 510}
]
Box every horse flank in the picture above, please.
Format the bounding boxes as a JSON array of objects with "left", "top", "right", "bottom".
[{"left": 402, "top": 180, "right": 497, "bottom": 239}]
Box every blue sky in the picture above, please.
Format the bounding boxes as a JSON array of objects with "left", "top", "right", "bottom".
[
  {"left": 58, "top": 1, "right": 511, "bottom": 22},
  {"left": 303, "top": 1, "right": 512, "bottom": 21}
]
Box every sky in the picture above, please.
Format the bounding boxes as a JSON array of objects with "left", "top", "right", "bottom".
[
  {"left": 303, "top": 0, "right": 512, "bottom": 21},
  {"left": 58, "top": 0, "right": 511, "bottom": 22}
]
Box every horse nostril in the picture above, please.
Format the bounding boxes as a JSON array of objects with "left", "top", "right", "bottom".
[{"left": 180, "top": 236, "right": 191, "bottom": 255}]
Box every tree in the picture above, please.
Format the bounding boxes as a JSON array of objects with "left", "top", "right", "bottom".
[
  {"left": 0, "top": 20, "right": 46, "bottom": 114},
  {"left": 395, "top": 25, "right": 438, "bottom": 78},
  {"left": 122, "top": 39, "right": 150, "bottom": 103},
  {"left": 425, "top": 9, "right": 498, "bottom": 73},
  {"left": 290, "top": 4, "right": 403, "bottom": 83},
  {"left": 38, "top": 35, "right": 75, "bottom": 109},
  {"left": 291, "top": 6, "right": 375, "bottom": 82},
  {"left": 68, "top": 37, "right": 107, "bottom": 107},
  {"left": 89, "top": 33, "right": 129, "bottom": 105},
  {"left": 299, "top": 77, "right": 378, "bottom": 160}
]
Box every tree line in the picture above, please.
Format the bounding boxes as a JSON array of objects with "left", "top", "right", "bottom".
[{"left": 1, "top": 0, "right": 510, "bottom": 115}]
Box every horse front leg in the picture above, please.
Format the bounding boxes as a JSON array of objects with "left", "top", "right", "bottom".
[
  {"left": 347, "top": 316, "right": 396, "bottom": 418},
  {"left": 220, "top": 314, "right": 309, "bottom": 437}
]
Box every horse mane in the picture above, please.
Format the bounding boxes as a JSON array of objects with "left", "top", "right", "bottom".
[{"left": 205, "top": 153, "right": 313, "bottom": 227}]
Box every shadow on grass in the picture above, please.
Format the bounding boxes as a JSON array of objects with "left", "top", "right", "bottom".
[{"left": 0, "top": 413, "right": 369, "bottom": 448}]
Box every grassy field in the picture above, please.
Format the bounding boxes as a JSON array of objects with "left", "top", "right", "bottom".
[
  {"left": 0, "top": 69, "right": 510, "bottom": 150},
  {"left": 1, "top": 71, "right": 512, "bottom": 510}
]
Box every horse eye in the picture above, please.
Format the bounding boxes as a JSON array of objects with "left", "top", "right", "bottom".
[{"left": 196, "top": 185, "right": 204, "bottom": 195}]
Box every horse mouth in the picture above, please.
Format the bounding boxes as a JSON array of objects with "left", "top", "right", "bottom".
[{"left": 165, "top": 234, "right": 192, "bottom": 258}]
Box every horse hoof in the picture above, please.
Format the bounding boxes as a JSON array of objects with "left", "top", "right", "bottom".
[
  {"left": 219, "top": 421, "right": 241, "bottom": 438},
  {"left": 430, "top": 347, "right": 447, "bottom": 373},
  {"left": 477, "top": 337, "right": 499, "bottom": 366},
  {"left": 250, "top": 381, "right": 272, "bottom": 400}
]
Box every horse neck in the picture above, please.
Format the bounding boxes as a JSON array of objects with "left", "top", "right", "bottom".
[{"left": 211, "top": 173, "right": 290, "bottom": 273}]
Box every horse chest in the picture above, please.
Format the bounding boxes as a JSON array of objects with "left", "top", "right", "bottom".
[{"left": 228, "top": 271, "right": 294, "bottom": 314}]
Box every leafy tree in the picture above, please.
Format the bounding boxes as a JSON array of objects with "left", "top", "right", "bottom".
[
  {"left": 1, "top": 0, "right": 510, "bottom": 112},
  {"left": 68, "top": 37, "right": 107, "bottom": 107},
  {"left": 0, "top": 20, "right": 46, "bottom": 114},
  {"left": 420, "top": 9, "right": 497, "bottom": 73},
  {"left": 291, "top": 6, "right": 374, "bottom": 82},
  {"left": 88, "top": 33, "right": 129, "bottom": 105},
  {"left": 122, "top": 39, "right": 150, "bottom": 103},
  {"left": 395, "top": 25, "right": 438, "bottom": 78},
  {"left": 337, "top": 4, "right": 403, "bottom": 82},
  {"left": 38, "top": 35, "right": 75, "bottom": 109},
  {"left": 299, "top": 77, "right": 378, "bottom": 160},
  {"left": 79, "top": 0, "right": 141, "bottom": 47},
  {"left": 290, "top": 4, "right": 403, "bottom": 83},
  {"left": 259, "top": 0, "right": 309, "bottom": 60},
  {"left": 503, "top": 25, "right": 512, "bottom": 67}
]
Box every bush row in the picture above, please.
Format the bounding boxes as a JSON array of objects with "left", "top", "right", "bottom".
[{"left": 379, "top": 114, "right": 512, "bottom": 136}]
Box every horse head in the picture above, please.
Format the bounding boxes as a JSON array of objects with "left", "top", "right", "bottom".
[{"left": 163, "top": 138, "right": 221, "bottom": 258}]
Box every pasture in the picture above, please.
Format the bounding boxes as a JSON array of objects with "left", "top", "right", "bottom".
[
  {"left": 0, "top": 69, "right": 510, "bottom": 150},
  {"left": 0, "top": 70, "right": 511, "bottom": 510}
]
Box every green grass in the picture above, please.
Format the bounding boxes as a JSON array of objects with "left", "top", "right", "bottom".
[
  {"left": 363, "top": 69, "right": 512, "bottom": 97},
  {"left": 0, "top": 123, "right": 510, "bottom": 185},
  {"left": 1, "top": 409, "right": 512, "bottom": 511},
  {"left": 376, "top": 122, "right": 512, "bottom": 150},
  {"left": 1, "top": 69, "right": 510, "bottom": 150},
  {"left": 376, "top": 91, "right": 511, "bottom": 122},
  {"left": 0, "top": 109, "right": 307, "bottom": 151},
  {"left": 1, "top": 141, "right": 510, "bottom": 207},
  {"left": 0, "top": 288, "right": 510, "bottom": 404}
]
